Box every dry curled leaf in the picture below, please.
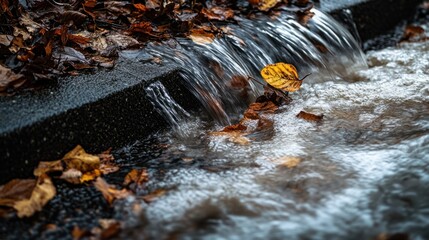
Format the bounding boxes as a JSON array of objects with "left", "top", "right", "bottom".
[
  {"left": 261, "top": 62, "right": 310, "bottom": 92},
  {"left": 296, "top": 110, "right": 323, "bottom": 122}
]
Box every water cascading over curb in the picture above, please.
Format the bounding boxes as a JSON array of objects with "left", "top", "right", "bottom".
[{"left": 125, "top": 9, "right": 367, "bottom": 128}]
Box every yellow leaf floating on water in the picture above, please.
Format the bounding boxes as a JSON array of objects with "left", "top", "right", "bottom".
[{"left": 260, "top": 62, "right": 310, "bottom": 92}]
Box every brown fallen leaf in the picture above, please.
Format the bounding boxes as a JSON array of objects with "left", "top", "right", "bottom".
[
  {"left": 400, "top": 25, "right": 428, "bottom": 43},
  {"left": 99, "top": 219, "right": 121, "bottom": 240},
  {"left": 0, "top": 179, "right": 36, "bottom": 207},
  {"left": 13, "top": 174, "right": 56, "bottom": 218},
  {"left": 0, "top": 64, "right": 26, "bottom": 92},
  {"left": 123, "top": 168, "right": 149, "bottom": 193},
  {"left": 34, "top": 160, "right": 63, "bottom": 177},
  {"left": 201, "top": 7, "right": 234, "bottom": 21},
  {"left": 142, "top": 189, "right": 166, "bottom": 203},
  {"left": 72, "top": 225, "right": 91, "bottom": 240},
  {"left": 94, "top": 178, "right": 131, "bottom": 206},
  {"left": 296, "top": 110, "right": 323, "bottom": 122},
  {"left": 133, "top": 3, "right": 148, "bottom": 12},
  {"left": 248, "top": 101, "right": 279, "bottom": 113},
  {"left": 221, "top": 123, "right": 247, "bottom": 132},
  {"left": 188, "top": 29, "right": 215, "bottom": 45},
  {"left": 62, "top": 145, "right": 100, "bottom": 173}
]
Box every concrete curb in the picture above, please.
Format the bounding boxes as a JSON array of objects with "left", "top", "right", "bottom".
[
  {"left": 0, "top": 59, "right": 201, "bottom": 182},
  {"left": 0, "top": 0, "right": 423, "bottom": 183}
]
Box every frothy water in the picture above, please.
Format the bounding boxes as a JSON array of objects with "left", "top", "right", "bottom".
[
  {"left": 125, "top": 9, "right": 366, "bottom": 126},
  {"left": 117, "top": 9, "right": 429, "bottom": 240}
]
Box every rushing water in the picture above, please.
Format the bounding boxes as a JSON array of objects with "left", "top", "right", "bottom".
[{"left": 116, "top": 8, "right": 429, "bottom": 240}]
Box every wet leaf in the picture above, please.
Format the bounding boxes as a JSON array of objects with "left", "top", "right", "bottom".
[
  {"left": 189, "top": 29, "right": 215, "bottom": 45},
  {"left": 72, "top": 226, "right": 91, "bottom": 240},
  {"left": 129, "top": 22, "right": 153, "bottom": 34},
  {"left": 123, "top": 168, "right": 149, "bottom": 193},
  {"left": 142, "top": 189, "right": 166, "bottom": 203},
  {"left": 221, "top": 123, "right": 247, "bottom": 132},
  {"left": 201, "top": 7, "right": 234, "bottom": 21},
  {"left": 248, "top": 101, "right": 278, "bottom": 113},
  {"left": 133, "top": 3, "right": 148, "bottom": 12},
  {"left": 0, "top": 35, "right": 13, "bottom": 46},
  {"left": 62, "top": 145, "right": 100, "bottom": 173},
  {"left": 94, "top": 178, "right": 131, "bottom": 205},
  {"left": 400, "top": 25, "right": 428, "bottom": 43},
  {"left": 296, "top": 110, "right": 323, "bottom": 122},
  {"left": 99, "top": 219, "right": 121, "bottom": 239},
  {"left": 13, "top": 174, "right": 56, "bottom": 218},
  {"left": 249, "top": 0, "right": 280, "bottom": 11},
  {"left": 0, "top": 64, "right": 26, "bottom": 92},
  {"left": 261, "top": 62, "right": 309, "bottom": 92}
]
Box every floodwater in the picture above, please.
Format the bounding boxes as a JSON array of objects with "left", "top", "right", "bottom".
[{"left": 114, "top": 11, "right": 429, "bottom": 240}]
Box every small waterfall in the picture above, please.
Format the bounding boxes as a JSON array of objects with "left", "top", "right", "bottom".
[
  {"left": 145, "top": 81, "right": 191, "bottom": 135},
  {"left": 125, "top": 9, "right": 367, "bottom": 127}
]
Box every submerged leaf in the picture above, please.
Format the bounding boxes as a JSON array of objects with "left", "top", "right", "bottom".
[
  {"left": 260, "top": 62, "right": 309, "bottom": 92},
  {"left": 296, "top": 110, "right": 323, "bottom": 122}
]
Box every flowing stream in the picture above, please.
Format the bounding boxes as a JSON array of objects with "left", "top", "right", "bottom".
[{"left": 116, "top": 8, "right": 429, "bottom": 240}]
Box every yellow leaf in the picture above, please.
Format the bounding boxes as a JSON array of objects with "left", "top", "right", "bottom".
[
  {"left": 62, "top": 145, "right": 100, "bottom": 173},
  {"left": 260, "top": 62, "right": 309, "bottom": 92},
  {"left": 13, "top": 175, "right": 56, "bottom": 218}
]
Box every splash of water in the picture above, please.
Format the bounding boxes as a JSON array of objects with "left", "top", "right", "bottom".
[{"left": 124, "top": 9, "right": 366, "bottom": 126}]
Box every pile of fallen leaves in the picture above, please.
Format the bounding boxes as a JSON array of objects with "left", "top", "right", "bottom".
[
  {"left": 0, "top": 0, "right": 315, "bottom": 94},
  {"left": 211, "top": 62, "right": 323, "bottom": 145},
  {"left": 0, "top": 145, "right": 162, "bottom": 216}
]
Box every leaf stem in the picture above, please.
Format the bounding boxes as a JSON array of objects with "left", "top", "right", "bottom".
[{"left": 299, "top": 73, "right": 311, "bottom": 81}]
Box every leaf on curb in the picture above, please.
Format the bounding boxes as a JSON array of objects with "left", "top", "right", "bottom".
[{"left": 296, "top": 110, "right": 323, "bottom": 122}]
